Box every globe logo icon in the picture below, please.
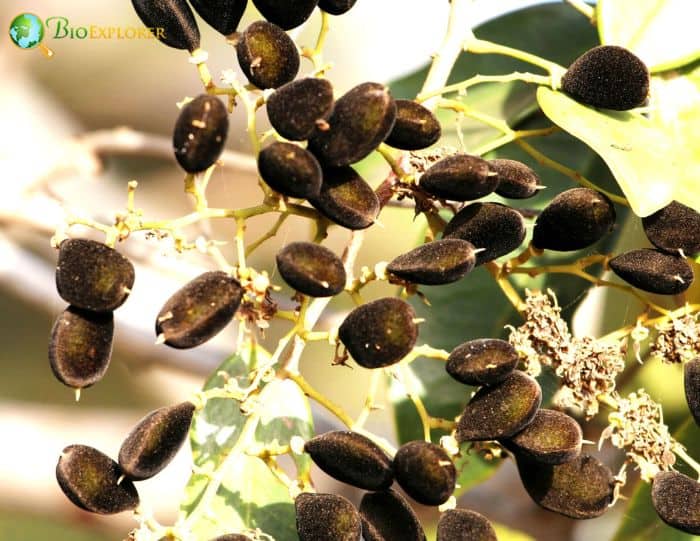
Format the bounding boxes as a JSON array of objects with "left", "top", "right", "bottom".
[{"left": 9, "top": 13, "right": 45, "bottom": 50}]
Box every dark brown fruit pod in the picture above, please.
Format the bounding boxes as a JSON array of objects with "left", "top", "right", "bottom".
[
  {"left": 608, "top": 248, "right": 694, "bottom": 295},
  {"left": 420, "top": 153, "right": 498, "bottom": 202},
  {"left": 446, "top": 338, "right": 518, "bottom": 387},
  {"left": 155, "top": 271, "right": 243, "bottom": 349},
  {"left": 501, "top": 409, "right": 582, "bottom": 465},
  {"left": 304, "top": 430, "right": 393, "bottom": 490},
  {"left": 258, "top": 142, "right": 322, "bottom": 199},
  {"left": 516, "top": 453, "right": 615, "bottom": 519},
  {"left": 131, "top": 0, "right": 200, "bottom": 51},
  {"left": 436, "top": 509, "right": 497, "bottom": 541},
  {"left": 318, "top": 0, "right": 357, "bottom": 15},
  {"left": 236, "top": 20, "right": 300, "bottom": 89},
  {"left": 189, "top": 0, "right": 247, "bottom": 36},
  {"left": 55, "top": 239, "right": 135, "bottom": 312},
  {"left": 561, "top": 45, "right": 649, "bottom": 110},
  {"left": 173, "top": 94, "right": 229, "bottom": 173},
  {"left": 393, "top": 440, "right": 456, "bottom": 506},
  {"left": 443, "top": 202, "right": 526, "bottom": 265},
  {"left": 252, "top": 0, "right": 319, "bottom": 30},
  {"left": 652, "top": 471, "right": 700, "bottom": 535},
  {"left": 308, "top": 82, "right": 396, "bottom": 167},
  {"left": 490, "top": 158, "right": 540, "bottom": 199},
  {"left": 308, "top": 166, "right": 379, "bottom": 230},
  {"left": 295, "top": 492, "right": 362, "bottom": 541},
  {"left": 49, "top": 306, "right": 114, "bottom": 391},
  {"left": 338, "top": 297, "right": 418, "bottom": 369},
  {"left": 360, "top": 489, "right": 427, "bottom": 541},
  {"left": 266, "top": 78, "right": 334, "bottom": 141},
  {"left": 642, "top": 201, "right": 700, "bottom": 256},
  {"left": 118, "top": 401, "right": 196, "bottom": 481},
  {"left": 207, "top": 535, "right": 251, "bottom": 541},
  {"left": 456, "top": 371, "right": 541, "bottom": 442},
  {"left": 685, "top": 358, "right": 700, "bottom": 426},
  {"left": 56, "top": 445, "right": 139, "bottom": 514},
  {"left": 276, "top": 242, "right": 346, "bottom": 297},
  {"left": 384, "top": 100, "right": 441, "bottom": 151},
  {"left": 387, "top": 238, "right": 476, "bottom": 285},
  {"left": 532, "top": 187, "right": 616, "bottom": 251}
]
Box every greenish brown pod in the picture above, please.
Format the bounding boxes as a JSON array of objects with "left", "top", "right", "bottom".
[
  {"left": 131, "top": 0, "right": 200, "bottom": 51},
  {"left": 49, "top": 306, "right": 114, "bottom": 390},
  {"left": 436, "top": 509, "right": 497, "bottom": 541},
  {"left": 490, "top": 158, "right": 540, "bottom": 199},
  {"left": 207, "top": 535, "right": 250, "bottom": 541},
  {"left": 295, "top": 492, "right": 362, "bottom": 541},
  {"left": 608, "top": 249, "right": 693, "bottom": 295},
  {"left": 517, "top": 453, "right": 615, "bottom": 519},
  {"left": 308, "top": 82, "right": 396, "bottom": 167},
  {"left": 189, "top": 0, "right": 247, "bottom": 36},
  {"left": 685, "top": 358, "right": 700, "bottom": 426},
  {"left": 56, "top": 445, "right": 139, "bottom": 514},
  {"left": 384, "top": 100, "right": 441, "bottom": 151},
  {"left": 446, "top": 338, "right": 518, "bottom": 387},
  {"left": 456, "top": 371, "right": 541, "bottom": 442},
  {"left": 338, "top": 297, "right": 418, "bottom": 369},
  {"left": 652, "top": 471, "right": 700, "bottom": 535},
  {"left": 56, "top": 239, "right": 135, "bottom": 312},
  {"left": 258, "top": 142, "right": 322, "bottom": 199},
  {"left": 155, "top": 271, "right": 243, "bottom": 349},
  {"left": 266, "top": 78, "right": 334, "bottom": 141},
  {"left": 642, "top": 201, "right": 700, "bottom": 256},
  {"left": 318, "top": 0, "right": 357, "bottom": 15},
  {"left": 420, "top": 153, "right": 498, "bottom": 201},
  {"left": 386, "top": 239, "right": 476, "bottom": 285},
  {"left": 173, "top": 94, "right": 229, "bottom": 173},
  {"left": 252, "top": 0, "right": 319, "bottom": 30},
  {"left": 393, "top": 440, "right": 456, "bottom": 506},
  {"left": 360, "top": 489, "right": 426, "bottom": 541},
  {"left": 276, "top": 242, "right": 346, "bottom": 297},
  {"left": 502, "top": 409, "right": 582, "bottom": 465},
  {"left": 304, "top": 430, "right": 393, "bottom": 490},
  {"left": 236, "top": 20, "right": 299, "bottom": 89}
]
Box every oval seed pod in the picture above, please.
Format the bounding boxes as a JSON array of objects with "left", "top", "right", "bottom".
[
  {"left": 384, "top": 100, "right": 441, "bottom": 151},
  {"left": 236, "top": 20, "right": 300, "bottom": 89},
  {"left": 56, "top": 239, "right": 135, "bottom": 312},
  {"left": 118, "top": 401, "right": 196, "bottom": 481},
  {"left": 437, "top": 509, "right": 497, "bottom": 541},
  {"left": 276, "top": 242, "right": 346, "bottom": 297},
  {"left": 309, "top": 166, "right": 379, "bottom": 230},
  {"left": 532, "top": 187, "right": 616, "bottom": 251},
  {"left": 561, "top": 45, "right": 649, "bottom": 110},
  {"left": 208, "top": 536, "right": 250, "bottom": 541},
  {"left": 308, "top": 82, "right": 396, "bottom": 167},
  {"left": 387, "top": 238, "right": 475, "bottom": 285},
  {"left": 155, "top": 271, "right": 243, "bottom": 349},
  {"left": 173, "top": 94, "right": 229, "bottom": 173},
  {"left": 642, "top": 201, "right": 700, "bottom": 256},
  {"left": 608, "top": 249, "right": 694, "bottom": 295},
  {"left": 318, "top": 0, "right": 357, "bottom": 15},
  {"left": 502, "top": 409, "right": 582, "bottom": 465},
  {"left": 56, "top": 445, "right": 139, "bottom": 514},
  {"left": 258, "top": 142, "right": 322, "bottom": 199},
  {"left": 338, "top": 297, "right": 418, "bottom": 369},
  {"left": 295, "top": 492, "right": 362, "bottom": 541},
  {"left": 685, "top": 358, "right": 700, "bottom": 426},
  {"left": 490, "top": 158, "right": 540, "bottom": 199},
  {"left": 420, "top": 153, "right": 498, "bottom": 201},
  {"left": 652, "top": 471, "right": 700, "bottom": 535},
  {"left": 49, "top": 306, "right": 114, "bottom": 390},
  {"left": 266, "top": 78, "right": 334, "bottom": 140},
  {"left": 131, "top": 0, "right": 200, "bottom": 51},
  {"left": 252, "top": 0, "right": 319, "bottom": 30},
  {"left": 304, "top": 430, "right": 393, "bottom": 490},
  {"left": 456, "top": 371, "right": 541, "bottom": 442},
  {"left": 189, "top": 0, "right": 247, "bottom": 36},
  {"left": 393, "top": 440, "right": 456, "bottom": 506},
  {"left": 360, "top": 489, "right": 427, "bottom": 541},
  {"left": 517, "top": 453, "right": 615, "bottom": 519},
  {"left": 446, "top": 338, "right": 518, "bottom": 387},
  {"left": 443, "top": 202, "right": 526, "bottom": 265}
]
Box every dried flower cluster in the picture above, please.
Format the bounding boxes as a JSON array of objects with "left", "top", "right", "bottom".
[{"left": 650, "top": 312, "right": 700, "bottom": 364}]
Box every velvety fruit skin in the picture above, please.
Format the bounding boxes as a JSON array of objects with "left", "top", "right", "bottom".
[
  {"left": 608, "top": 248, "right": 694, "bottom": 295},
  {"left": 189, "top": 0, "right": 247, "bottom": 35},
  {"left": 384, "top": 100, "right": 441, "bottom": 151},
  {"left": 266, "top": 78, "right": 334, "bottom": 140},
  {"left": 685, "top": 358, "right": 700, "bottom": 426},
  {"left": 155, "top": 271, "right": 243, "bottom": 349},
  {"left": 393, "top": 441, "right": 456, "bottom": 506},
  {"left": 304, "top": 430, "right": 393, "bottom": 490},
  {"left": 207, "top": 535, "right": 251, "bottom": 541},
  {"left": 532, "top": 188, "right": 616, "bottom": 251},
  {"left": 308, "top": 82, "right": 396, "bottom": 167},
  {"left": 118, "top": 401, "right": 196, "bottom": 481},
  {"left": 173, "top": 95, "right": 229, "bottom": 173},
  {"left": 446, "top": 338, "right": 518, "bottom": 387},
  {"left": 56, "top": 239, "right": 135, "bottom": 312},
  {"left": 490, "top": 158, "right": 540, "bottom": 199},
  {"left": 131, "top": 0, "right": 200, "bottom": 51},
  {"left": 338, "top": 297, "right": 418, "bottom": 368},
  {"left": 387, "top": 238, "right": 476, "bottom": 285},
  {"left": 295, "top": 492, "right": 362, "bottom": 541},
  {"left": 652, "top": 471, "right": 700, "bottom": 535},
  {"left": 318, "top": 0, "right": 357, "bottom": 15},
  {"left": 360, "top": 489, "right": 427, "bottom": 541},
  {"left": 561, "top": 45, "right": 649, "bottom": 110},
  {"left": 49, "top": 306, "right": 114, "bottom": 390},
  {"left": 236, "top": 20, "right": 300, "bottom": 89},
  {"left": 56, "top": 445, "right": 139, "bottom": 514},
  {"left": 276, "top": 242, "right": 346, "bottom": 297},
  {"left": 420, "top": 153, "right": 497, "bottom": 201},
  {"left": 258, "top": 142, "right": 322, "bottom": 199},
  {"left": 642, "top": 201, "right": 700, "bottom": 256},
  {"left": 252, "top": 0, "right": 319, "bottom": 30},
  {"left": 309, "top": 166, "right": 379, "bottom": 230},
  {"left": 436, "top": 509, "right": 497, "bottom": 541}
]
